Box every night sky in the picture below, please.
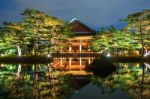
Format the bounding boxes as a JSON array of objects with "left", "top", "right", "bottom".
[{"left": 0, "top": 0, "right": 150, "bottom": 30}]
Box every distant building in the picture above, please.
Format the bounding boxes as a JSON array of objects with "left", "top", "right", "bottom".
[
  {"left": 67, "top": 18, "right": 95, "bottom": 53},
  {"left": 52, "top": 18, "right": 95, "bottom": 71}
]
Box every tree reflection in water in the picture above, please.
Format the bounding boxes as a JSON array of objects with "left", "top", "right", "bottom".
[
  {"left": 87, "top": 58, "right": 116, "bottom": 78},
  {"left": 0, "top": 64, "right": 75, "bottom": 99},
  {"left": 90, "top": 62, "right": 150, "bottom": 99},
  {"left": 0, "top": 63, "right": 150, "bottom": 99}
]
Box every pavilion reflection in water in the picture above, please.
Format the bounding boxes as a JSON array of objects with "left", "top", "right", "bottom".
[
  {"left": 52, "top": 18, "right": 96, "bottom": 70},
  {"left": 52, "top": 57, "right": 95, "bottom": 70}
]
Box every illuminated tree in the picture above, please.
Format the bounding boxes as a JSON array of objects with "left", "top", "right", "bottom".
[
  {"left": 21, "top": 8, "right": 72, "bottom": 55},
  {"left": 112, "top": 31, "right": 142, "bottom": 55},
  {"left": 21, "top": 8, "right": 62, "bottom": 56},
  {"left": 91, "top": 26, "right": 115, "bottom": 54},
  {"left": 0, "top": 22, "right": 19, "bottom": 56},
  {"left": 0, "top": 8, "right": 72, "bottom": 56},
  {"left": 91, "top": 26, "right": 142, "bottom": 56},
  {"left": 124, "top": 9, "right": 150, "bottom": 56}
]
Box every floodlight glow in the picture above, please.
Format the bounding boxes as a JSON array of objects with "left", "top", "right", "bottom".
[
  {"left": 106, "top": 52, "right": 111, "bottom": 57},
  {"left": 47, "top": 54, "right": 51, "bottom": 57},
  {"left": 1, "top": 54, "right": 4, "bottom": 57},
  {"left": 17, "top": 46, "right": 21, "bottom": 56}
]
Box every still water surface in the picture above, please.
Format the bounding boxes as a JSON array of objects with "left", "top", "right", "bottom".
[{"left": 0, "top": 63, "right": 150, "bottom": 99}]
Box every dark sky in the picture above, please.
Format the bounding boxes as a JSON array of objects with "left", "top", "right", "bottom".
[{"left": 0, "top": 0, "right": 150, "bottom": 30}]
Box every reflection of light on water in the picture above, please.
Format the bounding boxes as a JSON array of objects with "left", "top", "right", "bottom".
[
  {"left": 16, "top": 64, "right": 21, "bottom": 78},
  {"left": 75, "top": 90, "right": 78, "bottom": 94},
  {"left": 144, "top": 63, "right": 150, "bottom": 73},
  {"left": 0, "top": 62, "right": 149, "bottom": 99},
  {"left": 144, "top": 63, "right": 150, "bottom": 69},
  {"left": 144, "top": 51, "right": 150, "bottom": 57},
  {"left": 0, "top": 64, "right": 75, "bottom": 99}
]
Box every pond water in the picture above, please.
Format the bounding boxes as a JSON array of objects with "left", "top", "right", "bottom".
[{"left": 0, "top": 62, "right": 150, "bottom": 99}]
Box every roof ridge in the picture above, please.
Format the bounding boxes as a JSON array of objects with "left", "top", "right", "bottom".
[{"left": 68, "top": 18, "right": 79, "bottom": 23}]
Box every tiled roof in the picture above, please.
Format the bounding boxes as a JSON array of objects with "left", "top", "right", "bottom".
[{"left": 68, "top": 18, "right": 95, "bottom": 36}]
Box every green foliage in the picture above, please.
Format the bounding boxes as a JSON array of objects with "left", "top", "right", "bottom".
[
  {"left": 91, "top": 10, "right": 150, "bottom": 55},
  {"left": 91, "top": 27, "right": 141, "bottom": 55},
  {"left": 91, "top": 63, "right": 149, "bottom": 98},
  {"left": 124, "top": 9, "right": 150, "bottom": 56},
  {"left": 0, "top": 65, "right": 75, "bottom": 99},
  {"left": 0, "top": 64, "right": 17, "bottom": 72},
  {"left": 0, "top": 8, "right": 72, "bottom": 56}
]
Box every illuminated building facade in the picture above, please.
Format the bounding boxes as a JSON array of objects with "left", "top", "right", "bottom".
[{"left": 52, "top": 18, "right": 95, "bottom": 70}]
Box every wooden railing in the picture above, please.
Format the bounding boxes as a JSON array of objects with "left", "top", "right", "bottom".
[
  {"left": 51, "top": 52, "right": 101, "bottom": 57},
  {"left": 71, "top": 42, "right": 88, "bottom": 46}
]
